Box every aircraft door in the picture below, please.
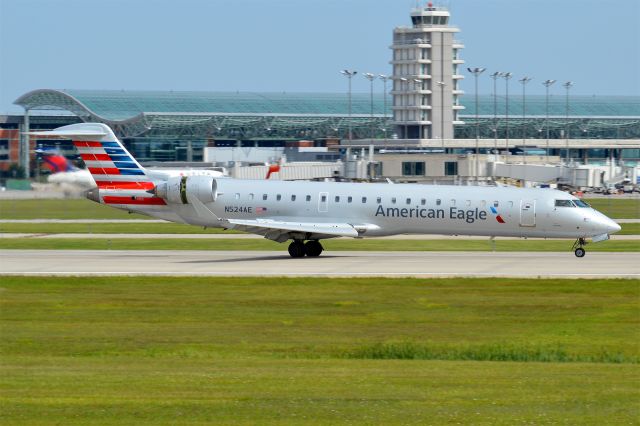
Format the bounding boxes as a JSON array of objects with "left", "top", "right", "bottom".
[
  {"left": 318, "top": 192, "right": 329, "bottom": 213},
  {"left": 519, "top": 200, "right": 536, "bottom": 227}
]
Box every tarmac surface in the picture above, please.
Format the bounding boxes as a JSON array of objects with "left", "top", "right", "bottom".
[{"left": 2, "top": 250, "right": 637, "bottom": 278}]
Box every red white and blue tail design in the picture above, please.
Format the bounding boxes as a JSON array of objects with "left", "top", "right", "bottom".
[{"left": 27, "top": 123, "right": 166, "bottom": 208}]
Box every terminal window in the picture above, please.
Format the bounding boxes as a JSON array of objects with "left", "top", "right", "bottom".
[
  {"left": 402, "top": 161, "right": 425, "bottom": 176},
  {"left": 444, "top": 161, "right": 458, "bottom": 176},
  {"left": 0, "top": 140, "right": 8, "bottom": 161}
]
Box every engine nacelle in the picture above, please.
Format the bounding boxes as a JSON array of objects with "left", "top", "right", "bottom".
[{"left": 154, "top": 176, "right": 217, "bottom": 205}]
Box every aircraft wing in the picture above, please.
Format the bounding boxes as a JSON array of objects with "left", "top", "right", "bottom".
[{"left": 226, "top": 219, "right": 360, "bottom": 242}]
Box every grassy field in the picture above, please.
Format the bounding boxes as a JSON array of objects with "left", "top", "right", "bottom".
[
  {"left": 584, "top": 198, "right": 640, "bottom": 219},
  {"left": 1, "top": 221, "right": 638, "bottom": 235},
  {"left": 0, "top": 276, "right": 638, "bottom": 425},
  {"left": 1, "top": 197, "right": 639, "bottom": 220},
  {"left": 0, "top": 237, "right": 637, "bottom": 252},
  {"left": 0, "top": 199, "right": 149, "bottom": 220}
]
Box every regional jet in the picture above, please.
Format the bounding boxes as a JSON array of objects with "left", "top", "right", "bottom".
[{"left": 28, "top": 123, "right": 621, "bottom": 258}]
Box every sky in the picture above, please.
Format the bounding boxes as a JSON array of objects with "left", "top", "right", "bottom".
[{"left": 0, "top": 0, "right": 638, "bottom": 113}]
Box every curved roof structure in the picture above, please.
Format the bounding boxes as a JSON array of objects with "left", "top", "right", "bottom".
[{"left": 14, "top": 89, "right": 640, "bottom": 139}]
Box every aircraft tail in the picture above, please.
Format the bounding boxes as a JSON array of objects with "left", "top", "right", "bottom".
[
  {"left": 36, "top": 149, "right": 77, "bottom": 173},
  {"left": 26, "top": 123, "right": 166, "bottom": 208}
]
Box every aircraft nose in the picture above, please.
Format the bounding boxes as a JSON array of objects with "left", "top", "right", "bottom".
[
  {"left": 593, "top": 215, "right": 621, "bottom": 235},
  {"left": 608, "top": 220, "right": 622, "bottom": 234}
]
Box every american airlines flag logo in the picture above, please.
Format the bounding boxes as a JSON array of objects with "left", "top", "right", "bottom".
[{"left": 256, "top": 207, "right": 268, "bottom": 213}]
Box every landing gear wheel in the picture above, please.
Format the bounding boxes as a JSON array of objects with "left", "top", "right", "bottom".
[
  {"left": 305, "top": 240, "right": 324, "bottom": 257},
  {"left": 288, "top": 241, "right": 306, "bottom": 258},
  {"left": 571, "top": 238, "right": 587, "bottom": 258}
]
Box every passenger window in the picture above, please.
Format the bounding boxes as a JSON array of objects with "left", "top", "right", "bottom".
[
  {"left": 493, "top": 201, "right": 499, "bottom": 207},
  {"left": 306, "top": 195, "right": 311, "bottom": 202},
  {"left": 451, "top": 199, "right": 456, "bottom": 206},
  {"left": 249, "top": 193, "right": 254, "bottom": 200},
  {"left": 555, "top": 199, "right": 574, "bottom": 208},
  {"left": 377, "top": 197, "right": 382, "bottom": 204},
  {"left": 391, "top": 197, "right": 397, "bottom": 204},
  {"left": 321, "top": 195, "right": 327, "bottom": 202},
  {"left": 276, "top": 194, "right": 282, "bottom": 201},
  {"left": 362, "top": 197, "right": 367, "bottom": 203},
  {"left": 466, "top": 200, "right": 471, "bottom": 207},
  {"left": 508, "top": 201, "right": 514, "bottom": 208},
  {"left": 291, "top": 195, "right": 296, "bottom": 201},
  {"left": 348, "top": 196, "right": 352, "bottom": 203},
  {"left": 436, "top": 199, "right": 441, "bottom": 206},
  {"left": 421, "top": 199, "right": 426, "bottom": 205},
  {"left": 335, "top": 196, "right": 340, "bottom": 202},
  {"left": 263, "top": 194, "right": 268, "bottom": 201},
  {"left": 235, "top": 193, "right": 240, "bottom": 200},
  {"left": 406, "top": 198, "right": 411, "bottom": 205}
]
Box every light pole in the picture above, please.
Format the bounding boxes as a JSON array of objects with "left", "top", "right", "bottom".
[
  {"left": 467, "top": 67, "right": 486, "bottom": 184},
  {"left": 542, "top": 79, "right": 556, "bottom": 163},
  {"left": 364, "top": 73, "right": 376, "bottom": 141},
  {"left": 490, "top": 72, "right": 500, "bottom": 158},
  {"left": 501, "top": 72, "right": 513, "bottom": 155},
  {"left": 563, "top": 81, "right": 574, "bottom": 165},
  {"left": 518, "top": 76, "right": 532, "bottom": 185},
  {"left": 379, "top": 74, "right": 390, "bottom": 144},
  {"left": 436, "top": 81, "right": 446, "bottom": 151},
  {"left": 340, "top": 70, "right": 357, "bottom": 141}
]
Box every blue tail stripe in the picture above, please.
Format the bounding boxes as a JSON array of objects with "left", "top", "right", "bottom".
[
  {"left": 119, "top": 169, "right": 145, "bottom": 176},
  {"left": 105, "top": 148, "right": 126, "bottom": 155},
  {"left": 101, "top": 142, "right": 120, "bottom": 148},
  {"left": 108, "top": 155, "right": 134, "bottom": 162},
  {"left": 113, "top": 162, "right": 138, "bottom": 169}
]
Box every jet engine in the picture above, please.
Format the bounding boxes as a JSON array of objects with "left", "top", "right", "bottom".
[{"left": 153, "top": 176, "right": 217, "bottom": 205}]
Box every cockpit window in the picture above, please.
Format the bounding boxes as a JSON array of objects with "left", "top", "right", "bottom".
[
  {"left": 573, "top": 199, "right": 591, "bottom": 208},
  {"left": 555, "top": 200, "right": 574, "bottom": 207}
]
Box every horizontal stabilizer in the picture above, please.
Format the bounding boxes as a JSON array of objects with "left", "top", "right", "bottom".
[{"left": 24, "top": 123, "right": 109, "bottom": 141}]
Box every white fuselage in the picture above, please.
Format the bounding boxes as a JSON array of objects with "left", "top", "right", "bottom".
[{"left": 135, "top": 179, "right": 620, "bottom": 240}]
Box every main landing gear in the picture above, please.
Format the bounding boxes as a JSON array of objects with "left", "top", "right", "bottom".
[
  {"left": 572, "top": 238, "right": 587, "bottom": 258},
  {"left": 288, "top": 240, "right": 324, "bottom": 258}
]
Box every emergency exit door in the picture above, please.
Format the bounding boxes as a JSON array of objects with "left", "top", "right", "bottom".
[{"left": 519, "top": 200, "right": 536, "bottom": 227}]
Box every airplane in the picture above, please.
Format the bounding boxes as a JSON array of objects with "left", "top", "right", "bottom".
[
  {"left": 27, "top": 123, "right": 621, "bottom": 258},
  {"left": 35, "top": 145, "right": 226, "bottom": 189}
]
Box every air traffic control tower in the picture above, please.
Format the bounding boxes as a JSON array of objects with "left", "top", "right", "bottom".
[{"left": 391, "top": 2, "right": 464, "bottom": 140}]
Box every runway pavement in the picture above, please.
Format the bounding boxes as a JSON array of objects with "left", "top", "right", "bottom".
[{"left": 1, "top": 250, "right": 637, "bottom": 278}]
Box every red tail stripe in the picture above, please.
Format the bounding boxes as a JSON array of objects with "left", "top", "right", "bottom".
[
  {"left": 81, "top": 153, "right": 111, "bottom": 161},
  {"left": 96, "top": 181, "right": 155, "bottom": 190},
  {"left": 496, "top": 215, "right": 506, "bottom": 224},
  {"left": 73, "top": 141, "right": 103, "bottom": 147},
  {"left": 88, "top": 167, "right": 121, "bottom": 175},
  {"left": 103, "top": 196, "right": 166, "bottom": 206}
]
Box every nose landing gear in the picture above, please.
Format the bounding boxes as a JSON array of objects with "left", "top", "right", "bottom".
[
  {"left": 572, "top": 238, "right": 587, "bottom": 258},
  {"left": 287, "top": 240, "right": 324, "bottom": 258}
]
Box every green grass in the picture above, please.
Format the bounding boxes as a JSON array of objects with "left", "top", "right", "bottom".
[
  {"left": 0, "top": 221, "right": 238, "bottom": 234},
  {"left": 585, "top": 198, "right": 640, "bottom": 219},
  {"left": 0, "top": 199, "right": 150, "bottom": 220},
  {"left": 0, "top": 221, "right": 638, "bottom": 235},
  {"left": 0, "top": 237, "right": 636, "bottom": 252},
  {"left": 0, "top": 276, "right": 638, "bottom": 425}
]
